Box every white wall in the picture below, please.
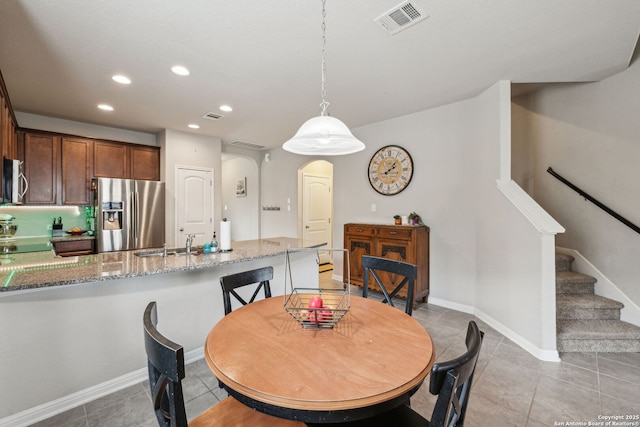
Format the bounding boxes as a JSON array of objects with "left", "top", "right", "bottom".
[
  {"left": 260, "top": 149, "right": 308, "bottom": 238},
  {"left": 221, "top": 155, "right": 259, "bottom": 241},
  {"left": 328, "top": 98, "right": 479, "bottom": 306},
  {"left": 473, "top": 82, "right": 562, "bottom": 359},
  {"left": 157, "top": 129, "right": 222, "bottom": 247},
  {"left": 512, "top": 58, "right": 640, "bottom": 312}
]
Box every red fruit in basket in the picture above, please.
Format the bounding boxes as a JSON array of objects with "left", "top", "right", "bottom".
[
  {"left": 307, "top": 309, "right": 319, "bottom": 325},
  {"left": 308, "top": 296, "right": 324, "bottom": 309},
  {"left": 318, "top": 309, "right": 333, "bottom": 323}
]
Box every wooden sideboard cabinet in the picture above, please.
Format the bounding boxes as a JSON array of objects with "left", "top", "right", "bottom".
[{"left": 344, "top": 223, "right": 430, "bottom": 302}]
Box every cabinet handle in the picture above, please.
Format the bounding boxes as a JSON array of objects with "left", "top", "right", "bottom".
[
  {"left": 389, "top": 231, "right": 398, "bottom": 235},
  {"left": 356, "top": 228, "right": 364, "bottom": 232}
]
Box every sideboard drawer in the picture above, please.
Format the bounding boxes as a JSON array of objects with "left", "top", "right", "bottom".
[
  {"left": 377, "top": 228, "right": 413, "bottom": 240},
  {"left": 344, "top": 225, "right": 375, "bottom": 236}
]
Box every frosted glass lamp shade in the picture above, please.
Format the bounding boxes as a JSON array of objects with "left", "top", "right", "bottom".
[{"left": 283, "top": 115, "right": 365, "bottom": 156}]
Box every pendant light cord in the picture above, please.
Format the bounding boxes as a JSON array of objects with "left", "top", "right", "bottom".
[
  {"left": 320, "top": 0, "right": 330, "bottom": 116},
  {"left": 281, "top": 0, "right": 365, "bottom": 155}
]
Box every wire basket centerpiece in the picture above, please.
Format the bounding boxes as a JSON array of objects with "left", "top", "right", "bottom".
[{"left": 283, "top": 248, "right": 350, "bottom": 329}]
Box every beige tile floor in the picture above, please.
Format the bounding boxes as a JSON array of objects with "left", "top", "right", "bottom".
[{"left": 30, "top": 272, "right": 640, "bottom": 426}]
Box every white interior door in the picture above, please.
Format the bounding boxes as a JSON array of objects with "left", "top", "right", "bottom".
[
  {"left": 176, "top": 166, "right": 213, "bottom": 247},
  {"left": 302, "top": 173, "right": 332, "bottom": 264}
]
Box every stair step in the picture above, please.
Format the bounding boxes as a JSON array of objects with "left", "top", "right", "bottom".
[
  {"left": 557, "top": 320, "right": 640, "bottom": 352},
  {"left": 556, "top": 294, "right": 624, "bottom": 320},
  {"left": 555, "top": 253, "right": 574, "bottom": 272},
  {"left": 556, "top": 271, "right": 596, "bottom": 294}
]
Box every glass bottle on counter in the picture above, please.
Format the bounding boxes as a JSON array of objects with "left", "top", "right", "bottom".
[{"left": 211, "top": 231, "right": 218, "bottom": 253}]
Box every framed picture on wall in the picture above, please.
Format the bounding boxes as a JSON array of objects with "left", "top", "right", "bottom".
[{"left": 236, "top": 177, "right": 247, "bottom": 197}]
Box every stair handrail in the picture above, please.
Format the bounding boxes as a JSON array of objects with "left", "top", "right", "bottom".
[{"left": 547, "top": 167, "right": 640, "bottom": 234}]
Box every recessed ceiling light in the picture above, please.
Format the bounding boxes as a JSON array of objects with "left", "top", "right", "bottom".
[
  {"left": 220, "top": 105, "right": 233, "bottom": 112},
  {"left": 98, "top": 104, "right": 114, "bottom": 111},
  {"left": 188, "top": 124, "right": 200, "bottom": 129},
  {"left": 171, "top": 65, "right": 190, "bottom": 76},
  {"left": 112, "top": 75, "right": 131, "bottom": 84}
]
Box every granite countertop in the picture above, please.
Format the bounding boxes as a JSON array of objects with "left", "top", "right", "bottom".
[{"left": 0, "top": 237, "right": 324, "bottom": 294}]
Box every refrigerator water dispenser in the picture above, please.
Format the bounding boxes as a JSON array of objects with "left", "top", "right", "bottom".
[{"left": 102, "top": 202, "right": 123, "bottom": 230}]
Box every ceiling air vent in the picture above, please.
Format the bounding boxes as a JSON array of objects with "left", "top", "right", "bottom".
[
  {"left": 228, "top": 140, "right": 267, "bottom": 151},
  {"left": 202, "top": 112, "right": 224, "bottom": 120},
  {"left": 374, "top": 1, "right": 428, "bottom": 35}
]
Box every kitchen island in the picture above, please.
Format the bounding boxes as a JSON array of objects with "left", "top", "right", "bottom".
[
  {"left": 1, "top": 237, "right": 321, "bottom": 293},
  {"left": 0, "top": 237, "right": 325, "bottom": 426}
]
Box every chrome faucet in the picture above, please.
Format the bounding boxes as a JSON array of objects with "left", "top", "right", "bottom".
[{"left": 185, "top": 234, "right": 195, "bottom": 254}]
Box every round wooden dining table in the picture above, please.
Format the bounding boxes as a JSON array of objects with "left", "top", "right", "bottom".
[{"left": 204, "top": 295, "right": 435, "bottom": 423}]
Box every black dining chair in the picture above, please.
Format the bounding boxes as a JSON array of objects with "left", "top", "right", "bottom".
[
  {"left": 321, "top": 320, "right": 484, "bottom": 427},
  {"left": 143, "top": 301, "right": 304, "bottom": 427},
  {"left": 362, "top": 255, "right": 418, "bottom": 315},
  {"left": 219, "top": 266, "right": 273, "bottom": 315}
]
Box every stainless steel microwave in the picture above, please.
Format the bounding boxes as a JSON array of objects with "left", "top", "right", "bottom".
[{"left": 2, "top": 158, "right": 28, "bottom": 204}]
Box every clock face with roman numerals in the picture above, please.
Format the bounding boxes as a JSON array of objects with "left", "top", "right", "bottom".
[{"left": 368, "top": 145, "right": 414, "bottom": 196}]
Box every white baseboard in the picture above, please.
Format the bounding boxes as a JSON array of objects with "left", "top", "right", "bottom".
[
  {"left": 0, "top": 347, "right": 205, "bottom": 427},
  {"left": 334, "top": 274, "right": 561, "bottom": 362},
  {"left": 556, "top": 247, "right": 640, "bottom": 327},
  {"left": 427, "top": 296, "right": 475, "bottom": 315},
  {"left": 474, "top": 308, "right": 561, "bottom": 362},
  {"left": 429, "top": 297, "right": 560, "bottom": 362}
]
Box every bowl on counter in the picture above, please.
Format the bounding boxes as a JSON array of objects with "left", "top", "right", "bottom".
[{"left": 64, "top": 229, "right": 88, "bottom": 236}]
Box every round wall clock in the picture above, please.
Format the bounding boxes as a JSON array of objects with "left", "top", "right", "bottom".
[{"left": 368, "top": 145, "right": 414, "bottom": 195}]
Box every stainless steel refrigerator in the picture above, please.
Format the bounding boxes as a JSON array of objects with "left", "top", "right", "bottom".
[{"left": 95, "top": 178, "right": 165, "bottom": 253}]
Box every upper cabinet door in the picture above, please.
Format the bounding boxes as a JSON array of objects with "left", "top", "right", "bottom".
[
  {"left": 93, "top": 141, "right": 129, "bottom": 179},
  {"left": 23, "top": 132, "right": 59, "bottom": 205},
  {"left": 61, "top": 137, "right": 93, "bottom": 205},
  {"left": 130, "top": 145, "right": 160, "bottom": 181}
]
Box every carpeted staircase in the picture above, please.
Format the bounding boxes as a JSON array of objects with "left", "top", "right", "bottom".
[{"left": 556, "top": 253, "right": 640, "bottom": 352}]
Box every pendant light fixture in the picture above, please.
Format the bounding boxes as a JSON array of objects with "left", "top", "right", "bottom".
[{"left": 282, "top": 0, "right": 365, "bottom": 156}]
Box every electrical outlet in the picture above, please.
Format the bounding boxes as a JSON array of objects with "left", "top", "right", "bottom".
[
  {"left": 371, "top": 203, "right": 377, "bottom": 212},
  {"left": 47, "top": 224, "right": 53, "bottom": 231}
]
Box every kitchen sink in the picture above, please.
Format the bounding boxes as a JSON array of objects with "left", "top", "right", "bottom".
[{"left": 134, "top": 248, "right": 198, "bottom": 257}]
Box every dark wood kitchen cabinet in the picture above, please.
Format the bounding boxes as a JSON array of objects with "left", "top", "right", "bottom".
[
  {"left": 94, "top": 140, "right": 160, "bottom": 181},
  {"left": 1, "top": 70, "right": 19, "bottom": 202},
  {"left": 52, "top": 238, "right": 95, "bottom": 257},
  {"left": 22, "top": 132, "right": 93, "bottom": 205},
  {"left": 20, "top": 129, "right": 161, "bottom": 205},
  {"left": 61, "top": 137, "right": 93, "bottom": 205},
  {"left": 130, "top": 145, "right": 160, "bottom": 180},
  {"left": 344, "top": 223, "right": 430, "bottom": 302},
  {"left": 23, "top": 132, "right": 59, "bottom": 204},
  {"left": 93, "top": 140, "right": 129, "bottom": 179}
]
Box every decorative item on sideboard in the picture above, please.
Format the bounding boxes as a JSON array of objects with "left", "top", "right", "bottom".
[
  {"left": 394, "top": 212, "right": 424, "bottom": 225},
  {"left": 409, "top": 211, "right": 423, "bottom": 225}
]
